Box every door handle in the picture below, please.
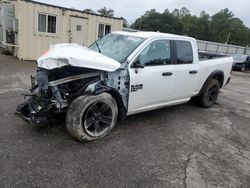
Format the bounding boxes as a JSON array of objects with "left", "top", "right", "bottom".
[
  {"left": 189, "top": 70, "right": 198, "bottom": 74},
  {"left": 162, "top": 72, "right": 173, "bottom": 76}
]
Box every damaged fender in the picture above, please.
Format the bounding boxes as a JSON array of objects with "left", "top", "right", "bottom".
[{"left": 85, "top": 81, "right": 127, "bottom": 121}]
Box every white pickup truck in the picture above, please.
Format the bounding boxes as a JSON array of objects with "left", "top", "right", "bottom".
[{"left": 16, "top": 31, "right": 233, "bottom": 141}]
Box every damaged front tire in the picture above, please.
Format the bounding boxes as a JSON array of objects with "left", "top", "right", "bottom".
[{"left": 66, "top": 93, "right": 118, "bottom": 141}]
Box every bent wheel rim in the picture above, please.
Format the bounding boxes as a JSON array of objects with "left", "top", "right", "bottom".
[{"left": 83, "top": 101, "right": 113, "bottom": 137}]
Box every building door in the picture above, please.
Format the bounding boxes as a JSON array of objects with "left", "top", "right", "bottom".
[{"left": 70, "top": 16, "right": 88, "bottom": 46}]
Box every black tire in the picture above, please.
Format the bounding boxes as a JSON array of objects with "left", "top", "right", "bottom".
[
  {"left": 66, "top": 93, "right": 118, "bottom": 142},
  {"left": 198, "top": 79, "right": 220, "bottom": 108},
  {"left": 241, "top": 65, "right": 246, "bottom": 72}
]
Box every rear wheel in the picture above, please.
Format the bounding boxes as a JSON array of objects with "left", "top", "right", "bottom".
[
  {"left": 66, "top": 93, "right": 118, "bottom": 141},
  {"left": 198, "top": 79, "right": 220, "bottom": 108}
]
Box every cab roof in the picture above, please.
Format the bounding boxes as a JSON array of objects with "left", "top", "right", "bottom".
[{"left": 114, "top": 31, "right": 195, "bottom": 41}]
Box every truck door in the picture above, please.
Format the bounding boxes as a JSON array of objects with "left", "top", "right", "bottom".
[
  {"left": 172, "top": 40, "right": 199, "bottom": 100},
  {"left": 128, "top": 39, "right": 174, "bottom": 114}
]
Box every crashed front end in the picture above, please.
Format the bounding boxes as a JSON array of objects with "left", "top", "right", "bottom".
[
  {"left": 15, "top": 43, "right": 121, "bottom": 126},
  {"left": 16, "top": 67, "right": 101, "bottom": 125}
]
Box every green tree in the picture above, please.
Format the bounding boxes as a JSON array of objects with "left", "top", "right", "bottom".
[
  {"left": 180, "top": 7, "right": 190, "bottom": 18},
  {"left": 97, "top": 7, "right": 114, "bottom": 17},
  {"left": 197, "top": 11, "right": 211, "bottom": 40},
  {"left": 172, "top": 8, "right": 180, "bottom": 17},
  {"left": 130, "top": 8, "right": 250, "bottom": 46},
  {"left": 121, "top": 17, "right": 129, "bottom": 28},
  {"left": 210, "top": 8, "right": 234, "bottom": 43},
  {"left": 131, "top": 9, "right": 184, "bottom": 34}
]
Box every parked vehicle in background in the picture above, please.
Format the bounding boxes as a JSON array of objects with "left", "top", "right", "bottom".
[
  {"left": 232, "top": 54, "right": 250, "bottom": 72},
  {"left": 16, "top": 31, "right": 233, "bottom": 142}
]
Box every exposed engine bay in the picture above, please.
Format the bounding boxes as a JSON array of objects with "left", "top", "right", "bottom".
[
  {"left": 16, "top": 66, "right": 102, "bottom": 125},
  {"left": 15, "top": 43, "right": 131, "bottom": 126}
]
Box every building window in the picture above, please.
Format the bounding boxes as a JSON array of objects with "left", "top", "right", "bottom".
[
  {"left": 98, "top": 24, "right": 111, "bottom": 38},
  {"left": 38, "top": 13, "right": 57, "bottom": 34},
  {"left": 138, "top": 40, "right": 171, "bottom": 66},
  {"left": 76, "top": 25, "right": 82, "bottom": 31},
  {"left": 38, "top": 14, "right": 46, "bottom": 32},
  {"left": 105, "top": 25, "right": 111, "bottom": 35}
]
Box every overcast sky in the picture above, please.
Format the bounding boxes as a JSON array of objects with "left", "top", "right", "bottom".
[{"left": 35, "top": 0, "right": 250, "bottom": 27}]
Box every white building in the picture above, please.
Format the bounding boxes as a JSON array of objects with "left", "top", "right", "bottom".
[{"left": 0, "top": 0, "right": 123, "bottom": 60}]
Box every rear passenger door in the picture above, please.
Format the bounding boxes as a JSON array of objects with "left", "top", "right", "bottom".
[{"left": 171, "top": 40, "right": 199, "bottom": 100}]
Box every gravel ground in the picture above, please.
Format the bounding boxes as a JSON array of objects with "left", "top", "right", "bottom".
[{"left": 0, "top": 51, "right": 250, "bottom": 188}]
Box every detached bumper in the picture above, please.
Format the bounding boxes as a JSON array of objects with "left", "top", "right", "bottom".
[{"left": 15, "top": 102, "right": 49, "bottom": 126}]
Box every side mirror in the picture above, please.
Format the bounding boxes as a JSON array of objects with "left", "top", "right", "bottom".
[{"left": 131, "top": 60, "right": 145, "bottom": 69}]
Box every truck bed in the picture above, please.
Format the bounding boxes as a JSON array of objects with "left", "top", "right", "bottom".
[{"left": 199, "top": 51, "right": 228, "bottom": 61}]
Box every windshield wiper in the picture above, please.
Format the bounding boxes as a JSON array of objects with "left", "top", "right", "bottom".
[{"left": 96, "top": 42, "right": 101, "bottom": 53}]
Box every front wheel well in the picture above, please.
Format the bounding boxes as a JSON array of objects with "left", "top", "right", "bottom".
[{"left": 93, "top": 87, "right": 127, "bottom": 121}]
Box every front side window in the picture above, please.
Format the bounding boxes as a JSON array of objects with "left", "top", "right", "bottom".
[
  {"left": 176, "top": 40, "right": 193, "bottom": 64},
  {"left": 38, "top": 13, "right": 57, "bottom": 34},
  {"left": 138, "top": 40, "right": 171, "bottom": 66},
  {"left": 98, "top": 24, "right": 111, "bottom": 38}
]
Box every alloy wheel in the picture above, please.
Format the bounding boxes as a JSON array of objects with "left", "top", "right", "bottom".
[{"left": 83, "top": 101, "right": 113, "bottom": 137}]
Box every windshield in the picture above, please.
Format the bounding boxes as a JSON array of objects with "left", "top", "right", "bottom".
[{"left": 89, "top": 33, "right": 145, "bottom": 63}]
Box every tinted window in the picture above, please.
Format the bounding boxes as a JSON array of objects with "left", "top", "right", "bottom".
[
  {"left": 139, "top": 40, "right": 171, "bottom": 66},
  {"left": 176, "top": 40, "right": 193, "bottom": 64}
]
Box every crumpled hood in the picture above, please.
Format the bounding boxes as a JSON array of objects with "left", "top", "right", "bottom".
[{"left": 37, "top": 43, "right": 121, "bottom": 71}]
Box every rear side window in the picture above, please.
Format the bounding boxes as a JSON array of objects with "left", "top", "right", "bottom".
[{"left": 176, "top": 40, "right": 193, "bottom": 64}]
